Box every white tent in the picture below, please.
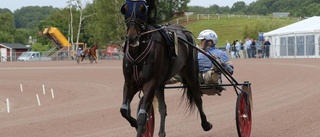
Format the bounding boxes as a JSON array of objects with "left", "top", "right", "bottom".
[{"left": 264, "top": 16, "right": 320, "bottom": 58}]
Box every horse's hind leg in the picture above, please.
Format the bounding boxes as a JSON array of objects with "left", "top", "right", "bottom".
[
  {"left": 180, "top": 69, "right": 213, "bottom": 131},
  {"left": 155, "top": 86, "right": 167, "bottom": 137},
  {"left": 93, "top": 55, "right": 97, "bottom": 63}
]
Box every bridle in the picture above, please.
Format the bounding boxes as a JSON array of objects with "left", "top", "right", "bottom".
[
  {"left": 121, "top": 0, "right": 148, "bottom": 47},
  {"left": 121, "top": 0, "right": 154, "bottom": 89}
]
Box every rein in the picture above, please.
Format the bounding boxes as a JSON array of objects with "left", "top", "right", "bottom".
[{"left": 140, "top": 26, "right": 195, "bottom": 38}]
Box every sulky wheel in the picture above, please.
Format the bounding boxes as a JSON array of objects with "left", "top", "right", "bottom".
[
  {"left": 137, "top": 97, "right": 155, "bottom": 137},
  {"left": 236, "top": 92, "right": 252, "bottom": 137},
  {"left": 236, "top": 91, "right": 252, "bottom": 137},
  {"left": 89, "top": 56, "right": 94, "bottom": 63},
  {"left": 76, "top": 56, "right": 80, "bottom": 64}
]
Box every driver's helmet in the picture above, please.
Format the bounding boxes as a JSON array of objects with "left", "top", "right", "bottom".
[
  {"left": 78, "top": 48, "right": 81, "bottom": 50},
  {"left": 197, "top": 29, "right": 218, "bottom": 45}
]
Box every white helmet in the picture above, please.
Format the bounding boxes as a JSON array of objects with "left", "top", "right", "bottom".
[{"left": 197, "top": 29, "right": 218, "bottom": 45}]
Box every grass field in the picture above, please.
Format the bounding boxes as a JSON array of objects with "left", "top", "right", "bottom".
[{"left": 182, "top": 17, "right": 298, "bottom": 47}]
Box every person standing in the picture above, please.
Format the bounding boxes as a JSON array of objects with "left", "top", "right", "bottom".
[
  {"left": 250, "top": 39, "right": 256, "bottom": 58},
  {"left": 225, "top": 40, "right": 231, "bottom": 58},
  {"left": 264, "top": 39, "right": 271, "bottom": 58},
  {"left": 244, "top": 38, "right": 252, "bottom": 58},
  {"left": 235, "top": 40, "right": 241, "bottom": 58},
  {"left": 238, "top": 40, "right": 244, "bottom": 58},
  {"left": 231, "top": 40, "right": 237, "bottom": 58}
]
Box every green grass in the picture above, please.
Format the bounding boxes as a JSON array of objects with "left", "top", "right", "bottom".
[{"left": 183, "top": 17, "right": 298, "bottom": 47}]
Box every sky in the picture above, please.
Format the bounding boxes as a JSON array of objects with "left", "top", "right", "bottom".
[{"left": 0, "top": 0, "right": 257, "bottom": 12}]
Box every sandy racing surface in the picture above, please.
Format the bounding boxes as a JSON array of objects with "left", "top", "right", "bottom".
[{"left": 1, "top": 59, "right": 320, "bottom": 137}]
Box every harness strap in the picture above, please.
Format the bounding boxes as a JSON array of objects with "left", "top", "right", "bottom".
[{"left": 125, "top": 37, "right": 155, "bottom": 88}]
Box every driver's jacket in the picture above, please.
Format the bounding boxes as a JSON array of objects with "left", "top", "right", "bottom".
[
  {"left": 198, "top": 46, "right": 233, "bottom": 73},
  {"left": 77, "top": 50, "right": 83, "bottom": 55}
]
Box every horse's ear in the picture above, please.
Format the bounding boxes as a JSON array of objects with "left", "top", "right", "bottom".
[
  {"left": 138, "top": 3, "right": 148, "bottom": 15},
  {"left": 120, "top": 4, "right": 128, "bottom": 15}
]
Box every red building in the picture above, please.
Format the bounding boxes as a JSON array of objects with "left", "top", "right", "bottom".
[{"left": 0, "top": 43, "right": 31, "bottom": 62}]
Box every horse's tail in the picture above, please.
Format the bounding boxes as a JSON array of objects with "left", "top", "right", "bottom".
[
  {"left": 181, "top": 80, "right": 196, "bottom": 112},
  {"left": 180, "top": 30, "right": 200, "bottom": 112}
]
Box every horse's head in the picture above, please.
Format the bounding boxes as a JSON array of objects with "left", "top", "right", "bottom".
[{"left": 121, "top": 0, "right": 148, "bottom": 47}]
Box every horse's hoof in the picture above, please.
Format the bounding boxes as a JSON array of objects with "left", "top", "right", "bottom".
[
  {"left": 202, "top": 122, "right": 213, "bottom": 131},
  {"left": 159, "top": 132, "right": 166, "bottom": 137}
]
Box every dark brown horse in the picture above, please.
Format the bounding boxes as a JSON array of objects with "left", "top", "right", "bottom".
[
  {"left": 120, "top": 0, "right": 212, "bottom": 136},
  {"left": 80, "top": 44, "right": 98, "bottom": 63}
]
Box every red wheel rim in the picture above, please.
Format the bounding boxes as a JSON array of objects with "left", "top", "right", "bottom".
[
  {"left": 236, "top": 92, "right": 252, "bottom": 137},
  {"left": 142, "top": 105, "right": 155, "bottom": 137}
]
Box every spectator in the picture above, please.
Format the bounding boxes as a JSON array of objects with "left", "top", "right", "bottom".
[
  {"left": 235, "top": 40, "right": 241, "bottom": 58},
  {"left": 264, "top": 39, "right": 271, "bottom": 58},
  {"left": 225, "top": 40, "right": 231, "bottom": 58},
  {"left": 256, "top": 41, "right": 262, "bottom": 58},
  {"left": 261, "top": 40, "right": 266, "bottom": 58},
  {"left": 250, "top": 39, "right": 256, "bottom": 58},
  {"left": 239, "top": 40, "right": 244, "bottom": 58},
  {"left": 244, "top": 38, "right": 252, "bottom": 58}
]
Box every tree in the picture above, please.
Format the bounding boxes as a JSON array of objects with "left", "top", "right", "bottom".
[
  {"left": 0, "top": 12, "right": 15, "bottom": 43},
  {"left": 14, "top": 6, "right": 59, "bottom": 29},
  {"left": 85, "top": 0, "right": 125, "bottom": 46},
  {"left": 0, "top": 13, "right": 15, "bottom": 34},
  {"left": 0, "top": 8, "right": 12, "bottom": 14},
  {"left": 157, "top": 0, "right": 190, "bottom": 22},
  {"left": 69, "top": 0, "right": 97, "bottom": 50},
  {"left": 230, "top": 1, "right": 247, "bottom": 14},
  {"left": 14, "top": 29, "right": 30, "bottom": 44}
]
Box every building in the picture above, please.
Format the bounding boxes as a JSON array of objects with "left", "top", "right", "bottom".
[
  {"left": 264, "top": 16, "right": 320, "bottom": 58},
  {"left": 0, "top": 43, "right": 31, "bottom": 62},
  {"left": 272, "top": 12, "right": 290, "bottom": 18}
]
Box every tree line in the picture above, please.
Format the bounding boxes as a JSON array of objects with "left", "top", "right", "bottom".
[{"left": 0, "top": 0, "right": 320, "bottom": 50}]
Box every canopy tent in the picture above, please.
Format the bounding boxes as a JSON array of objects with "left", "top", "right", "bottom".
[{"left": 264, "top": 16, "right": 320, "bottom": 58}]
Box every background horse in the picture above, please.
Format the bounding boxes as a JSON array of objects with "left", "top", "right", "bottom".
[
  {"left": 120, "top": 0, "right": 212, "bottom": 136},
  {"left": 80, "top": 44, "right": 98, "bottom": 63}
]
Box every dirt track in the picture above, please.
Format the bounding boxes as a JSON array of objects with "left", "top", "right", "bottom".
[{"left": 1, "top": 59, "right": 320, "bottom": 137}]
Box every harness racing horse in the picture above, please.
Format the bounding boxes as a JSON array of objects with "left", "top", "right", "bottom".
[
  {"left": 79, "top": 44, "right": 98, "bottom": 63},
  {"left": 120, "top": 0, "right": 212, "bottom": 136}
]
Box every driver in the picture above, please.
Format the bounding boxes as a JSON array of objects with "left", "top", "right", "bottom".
[
  {"left": 197, "top": 29, "right": 234, "bottom": 94},
  {"left": 167, "top": 30, "right": 234, "bottom": 95},
  {"left": 77, "top": 48, "right": 83, "bottom": 56}
]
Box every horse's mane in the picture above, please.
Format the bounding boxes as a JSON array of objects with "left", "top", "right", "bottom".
[
  {"left": 91, "top": 44, "right": 98, "bottom": 50},
  {"left": 146, "top": 0, "right": 157, "bottom": 24}
]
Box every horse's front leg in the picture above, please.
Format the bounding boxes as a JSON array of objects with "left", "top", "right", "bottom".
[
  {"left": 120, "top": 83, "right": 139, "bottom": 129},
  {"left": 155, "top": 86, "right": 167, "bottom": 137},
  {"left": 136, "top": 86, "right": 156, "bottom": 137}
]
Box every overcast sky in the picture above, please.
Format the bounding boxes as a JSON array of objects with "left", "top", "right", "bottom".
[{"left": 0, "top": 0, "right": 257, "bottom": 12}]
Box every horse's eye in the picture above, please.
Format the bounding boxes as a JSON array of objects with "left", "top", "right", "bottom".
[{"left": 120, "top": 4, "right": 128, "bottom": 15}]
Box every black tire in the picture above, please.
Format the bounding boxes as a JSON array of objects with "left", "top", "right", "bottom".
[
  {"left": 76, "top": 56, "right": 80, "bottom": 64},
  {"left": 236, "top": 91, "right": 252, "bottom": 137},
  {"left": 89, "top": 56, "right": 94, "bottom": 63}
]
